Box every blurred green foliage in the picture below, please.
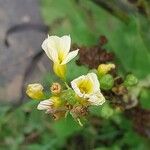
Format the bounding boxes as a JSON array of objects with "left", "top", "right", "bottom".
[
  {"left": 0, "top": 0, "right": 150, "bottom": 149},
  {"left": 0, "top": 59, "right": 149, "bottom": 149},
  {"left": 0, "top": 100, "right": 149, "bottom": 149},
  {"left": 40, "top": 0, "right": 150, "bottom": 79}
]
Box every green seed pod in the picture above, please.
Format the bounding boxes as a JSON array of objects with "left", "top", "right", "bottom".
[
  {"left": 60, "top": 89, "right": 77, "bottom": 105},
  {"left": 124, "top": 74, "right": 138, "bottom": 87},
  {"left": 99, "top": 74, "right": 114, "bottom": 90}
]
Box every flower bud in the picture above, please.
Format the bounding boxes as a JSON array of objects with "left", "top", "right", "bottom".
[
  {"left": 98, "top": 63, "right": 115, "bottom": 77},
  {"left": 100, "top": 74, "right": 114, "bottom": 90},
  {"left": 26, "top": 83, "right": 44, "bottom": 100},
  {"left": 123, "top": 74, "right": 138, "bottom": 87},
  {"left": 50, "top": 82, "right": 61, "bottom": 95}
]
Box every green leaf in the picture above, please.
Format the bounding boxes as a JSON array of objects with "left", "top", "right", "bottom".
[
  {"left": 90, "top": 103, "right": 114, "bottom": 119},
  {"left": 139, "top": 88, "right": 150, "bottom": 109},
  {"left": 66, "top": 59, "right": 89, "bottom": 82},
  {"left": 52, "top": 114, "right": 81, "bottom": 139}
]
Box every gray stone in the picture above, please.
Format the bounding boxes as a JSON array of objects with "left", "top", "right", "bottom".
[{"left": 0, "top": 0, "right": 48, "bottom": 103}]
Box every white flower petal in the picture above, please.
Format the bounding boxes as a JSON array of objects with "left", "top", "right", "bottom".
[
  {"left": 41, "top": 35, "right": 59, "bottom": 62},
  {"left": 71, "top": 75, "right": 85, "bottom": 98},
  {"left": 61, "top": 49, "right": 79, "bottom": 65},
  {"left": 60, "top": 35, "right": 71, "bottom": 56},
  {"left": 88, "top": 92, "right": 105, "bottom": 106},
  {"left": 87, "top": 73, "right": 100, "bottom": 92},
  {"left": 41, "top": 35, "right": 78, "bottom": 65},
  {"left": 41, "top": 39, "right": 53, "bottom": 60},
  {"left": 37, "top": 99, "right": 53, "bottom": 110}
]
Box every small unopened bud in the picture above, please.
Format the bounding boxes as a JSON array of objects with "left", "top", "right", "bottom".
[
  {"left": 98, "top": 63, "right": 115, "bottom": 77},
  {"left": 123, "top": 74, "right": 138, "bottom": 87},
  {"left": 26, "top": 83, "right": 44, "bottom": 100},
  {"left": 100, "top": 74, "right": 114, "bottom": 90},
  {"left": 50, "top": 82, "right": 61, "bottom": 95}
]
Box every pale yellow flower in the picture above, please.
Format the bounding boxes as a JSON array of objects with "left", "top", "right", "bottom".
[
  {"left": 71, "top": 73, "right": 105, "bottom": 106},
  {"left": 42, "top": 35, "right": 79, "bottom": 79},
  {"left": 26, "top": 83, "right": 44, "bottom": 100}
]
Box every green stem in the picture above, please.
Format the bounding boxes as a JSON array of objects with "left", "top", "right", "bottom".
[{"left": 64, "top": 82, "right": 70, "bottom": 89}]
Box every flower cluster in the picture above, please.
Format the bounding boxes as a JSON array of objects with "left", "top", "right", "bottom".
[{"left": 26, "top": 35, "right": 138, "bottom": 125}]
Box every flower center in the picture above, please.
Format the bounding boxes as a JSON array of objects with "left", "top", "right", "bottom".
[{"left": 77, "top": 79, "right": 93, "bottom": 94}]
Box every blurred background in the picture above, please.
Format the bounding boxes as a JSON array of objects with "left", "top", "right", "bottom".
[{"left": 0, "top": 0, "right": 150, "bottom": 149}]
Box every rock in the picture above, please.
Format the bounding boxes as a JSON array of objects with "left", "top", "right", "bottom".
[{"left": 0, "top": 0, "right": 48, "bottom": 103}]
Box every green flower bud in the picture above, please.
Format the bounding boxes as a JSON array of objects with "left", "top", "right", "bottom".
[
  {"left": 99, "top": 74, "right": 114, "bottom": 90},
  {"left": 60, "top": 89, "right": 76, "bottom": 105},
  {"left": 124, "top": 74, "right": 138, "bottom": 87}
]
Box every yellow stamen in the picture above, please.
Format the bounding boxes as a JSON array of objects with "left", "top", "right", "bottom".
[{"left": 77, "top": 79, "right": 93, "bottom": 94}]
